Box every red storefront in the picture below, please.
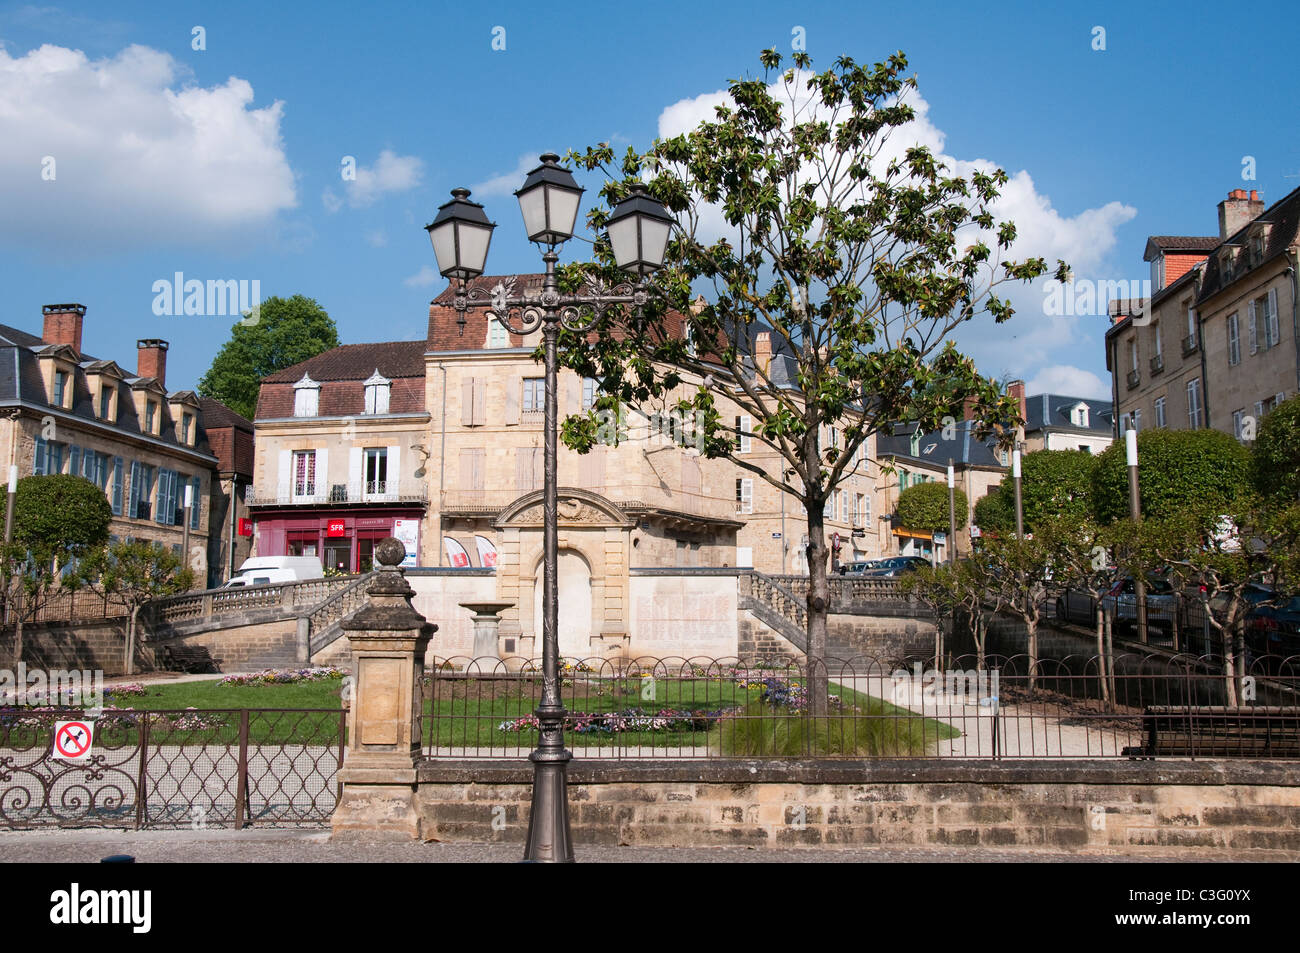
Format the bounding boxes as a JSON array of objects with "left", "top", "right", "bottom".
[{"left": 253, "top": 510, "right": 424, "bottom": 572}]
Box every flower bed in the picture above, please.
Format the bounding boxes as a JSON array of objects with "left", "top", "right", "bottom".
[
  {"left": 497, "top": 707, "right": 736, "bottom": 735},
  {"left": 218, "top": 667, "right": 348, "bottom": 687}
]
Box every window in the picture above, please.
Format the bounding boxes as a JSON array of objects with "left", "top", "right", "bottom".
[
  {"left": 69, "top": 445, "right": 81, "bottom": 477},
  {"left": 1250, "top": 233, "right": 1265, "bottom": 266},
  {"left": 1186, "top": 307, "right": 1197, "bottom": 340},
  {"left": 841, "top": 491, "right": 850, "bottom": 522},
  {"left": 1151, "top": 256, "right": 1164, "bottom": 292},
  {"left": 293, "top": 374, "right": 320, "bottom": 417},
  {"left": 522, "top": 378, "right": 545, "bottom": 414},
  {"left": 155, "top": 469, "right": 181, "bottom": 525},
  {"left": 1187, "top": 378, "right": 1202, "bottom": 430},
  {"left": 735, "top": 415, "right": 752, "bottom": 453},
  {"left": 189, "top": 476, "right": 201, "bottom": 530},
  {"left": 99, "top": 385, "right": 113, "bottom": 420},
  {"left": 1073, "top": 405, "right": 1090, "bottom": 428},
  {"left": 180, "top": 412, "right": 193, "bottom": 444},
  {"left": 487, "top": 318, "right": 509, "bottom": 348},
  {"left": 1079, "top": 445, "right": 1092, "bottom": 454},
  {"left": 909, "top": 431, "right": 920, "bottom": 456},
  {"left": 53, "top": 370, "right": 68, "bottom": 407},
  {"left": 1128, "top": 338, "right": 1138, "bottom": 371},
  {"left": 293, "top": 451, "right": 316, "bottom": 499},
  {"left": 144, "top": 401, "right": 157, "bottom": 434},
  {"left": 1152, "top": 322, "right": 1162, "bottom": 358},
  {"left": 364, "top": 448, "right": 388, "bottom": 494},
  {"left": 1119, "top": 413, "right": 1130, "bottom": 433},
  {"left": 1262, "top": 289, "right": 1280, "bottom": 349},
  {"left": 363, "top": 370, "right": 391, "bottom": 414},
  {"left": 582, "top": 377, "right": 597, "bottom": 411},
  {"left": 112, "top": 457, "right": 124, "bottom": 515},
  {"left": 1221, "top": 251, "right": 1235, "bottom": 284},
  {"left": 855, "top": 494, "right": 870, "bottom": 524},
  {"left": 129, "top": 462, "right": 154, "bottom": 520},
  {"left": 1227, "top": 313, "right": 1241, "bottom": 365},
  {"left": 1131, "top": 409, "right": 1141, "bottom": 431},
  {"left": 736, "top": 478, "right": 753, "bottom": 514},
  {"left": 1154, "top": 397, "right": 1166, "bottom": 428},
  {"left": 823, "top": 490, "right": 835, "bottom": 520}
]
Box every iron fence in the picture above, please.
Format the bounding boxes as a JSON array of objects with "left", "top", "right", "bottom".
[
  {"left": 418, "top": 653, "right": 1300, "bottom": 761},
  {"left": 0, "top": 708, "right": 344, "bottom": 829}
]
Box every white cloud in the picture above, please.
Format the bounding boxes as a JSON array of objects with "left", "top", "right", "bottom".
[
  {"left": 1024, "top": 365, "right": 1112, "bottom": 400},
  {"left": 363, "top": 228, "right": 388, "bottom": 247},
  {"left": 0, "top": 43, "right": 296, "bottom": 250},
  {"left": 403, "top": 264, "right": 438, "bottom": 288},
  {"left": 328, "top": 149, "right": 424, "bottom": 210},
  {"left": 655, "top": 74, "right": 1137, "bottom": 390},
  {"left": 468, "top": 153, "right": 538, "bottom": 198}
]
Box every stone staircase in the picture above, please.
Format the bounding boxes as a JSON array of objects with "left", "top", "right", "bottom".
[
  {"left": 307, "top": 574, "right": 376, "bottom": 656},
  {"left": 738, "top": 571, "right": 808, "bottom": 658}
]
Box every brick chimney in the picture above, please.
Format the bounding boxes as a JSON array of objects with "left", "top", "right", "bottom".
[
  {"left": 137, "top": 339, "right": 169, "bottom": 387},
  {"left": 753, "top": 331, "right": 771, "bottom": 373},
  {"left": 42, "top": 304, "right": 86, "bottom": 354},
  {"left": 1218, "top": 188, "right": 1266, "bottom": 239},
  {"left": 1006, "top": 379, "right": 1027, "bottom": 423}
]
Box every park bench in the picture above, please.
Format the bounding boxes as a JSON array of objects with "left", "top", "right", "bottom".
[
  {"left": 159, "top": 643, "right": 224, "bottom": 674},
  {"left": 1123, "top": 706, "right": 1300, "bottom": 759}
]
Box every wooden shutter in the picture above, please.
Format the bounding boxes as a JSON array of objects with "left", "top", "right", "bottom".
[
  {"left": 1267, "top": 289, "right": 1280, "bottom": 347},
  {"left": 386, "top": 446, "right": 399, "bottom": 494},
  {"left": 504, "top": 377, "right": 520, "bottom": 425},
  {"left": 459, "top": 449, "right": 485, "bottom": 491},
  {"left": 1249, "top": 301, "right": 1258, "bottom": 354},
  {"left": 579, "top": 448, "right": 605, "bottom": 490},
  {"left": 473, "top": 378, "right": 486, "bottom": 425},
  {"left": 461, "top": 378, "right": 476, "bottom": 425},
  {"left": 348, "top": 447, "right": 363, "bottom": 496}
]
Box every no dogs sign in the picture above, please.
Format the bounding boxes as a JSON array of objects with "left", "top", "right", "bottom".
[{"left": 53, "top": 721, "right": 95, "bottom": 761}]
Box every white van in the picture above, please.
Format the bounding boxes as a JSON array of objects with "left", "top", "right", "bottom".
[{"left": 224, "top": 556, "right": 325, "bottom": 588}]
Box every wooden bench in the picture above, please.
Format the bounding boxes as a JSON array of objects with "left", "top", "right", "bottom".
[
  {"left": 159, "top": 643, "right": 224, "bottom": 674},
  {"left": 1123, "top": 706, "right": 1300, "bottom": 759}
]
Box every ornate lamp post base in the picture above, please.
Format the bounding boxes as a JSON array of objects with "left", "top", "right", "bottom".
[{"left": 523, "top": 735, "right": 574, "bottom": 862}]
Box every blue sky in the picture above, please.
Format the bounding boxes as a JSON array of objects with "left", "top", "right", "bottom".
[{"left": 2, "top": 0, "right": 1297, "bottom": 400}]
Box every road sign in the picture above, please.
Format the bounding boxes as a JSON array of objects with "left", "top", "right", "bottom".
[
  {"left": 933, "top": 532, "right": 947, "bottom": 544},
  {"left": 53, "top": 721, "right": 94, "bottom": 761}
]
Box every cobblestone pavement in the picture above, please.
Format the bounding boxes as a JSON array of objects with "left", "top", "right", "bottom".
[{"left": 0, "top": 828, "right": 1291, "bottom": 862}]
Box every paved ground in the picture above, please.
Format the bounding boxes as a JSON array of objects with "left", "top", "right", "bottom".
[{"left": 0, "top": 827, "right": 1290, "bottom": 862}]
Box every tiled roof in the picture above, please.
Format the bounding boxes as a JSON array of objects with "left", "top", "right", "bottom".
[
  {"left": 1023, "top": 393, "right": 1113, "bottom": 434},
  {"left": 262, "top": 341, "right": 427, "bottom": 383},
  {"left": 199, "top": 396, "right": 254, "bottom": 433},
  {"left": 1146, "top": 235, "right": 1221, "bottom": 254},
  {"left": 876, "top": 419, "right": 1007, "bottom": 469},
  {"left": 1195, "top": 186, "right": 1300, "bottom": 305}
]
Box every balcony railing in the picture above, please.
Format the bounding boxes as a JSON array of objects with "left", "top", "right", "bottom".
[
  {"left": 1182, "top": 333, "right": 1198, "bottom": 357},
  {"left": 247, "top": 479, "right": 428, "bottom": 506},
  {"left": 1148, "top": 354, "right": 1164, "bottom": 375},
  {"left": 1126, "top": 369, "right": 1141, "bottom": 390}
]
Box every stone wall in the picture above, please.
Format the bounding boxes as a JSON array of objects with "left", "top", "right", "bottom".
[
  {"left": 0, "top": 619, "right": 131, "bottom": 675},
  {"left": 415, "top": 760, "right": 1300, "bottom": 853},
  {"left": 162, "top": 618, "right": 302, "bottom": 671},
  {"left": 827, "top": 611, "right": 938, "bottom": 662},
  {"left": 628, "top": 570, "right": 738, "bottom": 659}
]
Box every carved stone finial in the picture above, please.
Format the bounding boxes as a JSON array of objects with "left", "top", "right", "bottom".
[{"left": 375, "top": 536, "right": 407, "bottom": 569}]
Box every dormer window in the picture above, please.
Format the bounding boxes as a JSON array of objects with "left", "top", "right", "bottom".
[
  {"left": 180, "top": 412, "right": 194, "bottom": 445},
  {"left": 487, "top": 318, "right": 509, "bottom": 349},
  {"left": 1150, "top": 256, "right": 1165, "bottom": 292},
  {"left": 363, "top": 369, "right": 391, "bottom": 415},
  {"left": 909, "top": 430, "right": 920, "bottom": 456},
  {"left": 293, "top": 374, "right": 320, "bottom": 417},
  {"left": 1072, "top": 404, "right": 1090, "bottom": 428},
  {"left": 99, "top": 385, "right": 113, "bottom": 420},
  {"left": 144, "top": 400, "right": 157, "bottom": 434},
  {"left": 53, "top": 370, "right": 69, "bottom": 408},
  {"left": 1250, "top": 233, "right": 1264, "bottom": 266},
  {"left": 1220, "top": 249, "right": 1235, "bottom": 283}
]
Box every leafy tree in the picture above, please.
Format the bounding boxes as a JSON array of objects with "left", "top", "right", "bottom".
[
  {"left": 561, "top": 49, "right": 1062, "bottom": 713},
  {"left": 896, "top": 481, "right": 968, "bottom": 533},
  {"left": 1250, "top": 395, "right": 1300, "bottom": 502},
  {"left": 1040, "top": 514, "right": 1119, "bottom": 705},
  {"left": 1091, "top": 428, "right": 1247, "bottom": 524},
  {"left": 982, "top": 531, "right": 1055, "bottom": 691},
  {"left": 198, "top": 294, "right": 339, "bottom": 420},
  {"left": 973, "top": 489, "right": 1013, "bottom": 534},
  {"left": 4, "top": 475, "right": 111, "bottom": 665},
  {"left": 903, "top": 557, "right": 997, "bottom": 671},
  {"left": 83, "top": 541, "right": 195, "bottom": 675}
]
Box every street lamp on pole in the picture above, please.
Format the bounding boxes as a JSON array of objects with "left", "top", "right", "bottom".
[
  {"left": 1012, "top": 444, "right": 1024, "bottom": 539},
  {"left": 1126, "top": 428, "right": 1148, "bottom": 643},
  {"left": 947, "top": 460, "right": 956, "bottom": 564},
  {"left": 427, "top": 155, "right": 674, "bottom": 863}
]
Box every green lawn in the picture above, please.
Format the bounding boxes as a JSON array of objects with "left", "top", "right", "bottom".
[{"left": 108, "top": 678, "right": 344, "bottom": 712}]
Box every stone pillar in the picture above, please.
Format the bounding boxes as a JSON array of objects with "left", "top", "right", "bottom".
[
  {"left": 459, "top": 600, "right": 515, "bottom": 671},
  {"left": 331, "top": 537, "right": 436, "bottom": 839}
]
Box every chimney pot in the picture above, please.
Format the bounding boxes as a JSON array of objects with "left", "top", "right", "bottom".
[
  {"left": 41, "top": 303, "right": 86, "bottom": 354},
  {"left": 137, "top": 338, "right": 169, "bottom": 389},
  {"left": 1219, "top": 188, "right": 1266, "bottom": 239}
]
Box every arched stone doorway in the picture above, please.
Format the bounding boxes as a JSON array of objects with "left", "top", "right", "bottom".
[{"left": 533, "top": 549, "right": 593, "bottom": 660}]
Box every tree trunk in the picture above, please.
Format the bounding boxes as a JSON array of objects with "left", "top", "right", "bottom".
[
  {"left": 1218, "top": 622, "right": 1238, "bottom": 707},
  {"left": 12, "top": 615, "right": 23, "bottom": 669},
  {"left": 1095, "top": 604, "right": 1109, "bottom": 708},
  {"left": 974, "top": 614, "right": 986, "bottom": 673},
  {"left": 1104, "top": 610, "right": 1116, "bottom": 706},
  {"left": 805, "top": 503, "right": 830, "bottom": 718},
  {"left": 125, "top": 605, "right": 139, "bottom": 676},
  {"left": 1024, "top": 597, "right": 1039, "bottom": 694}
]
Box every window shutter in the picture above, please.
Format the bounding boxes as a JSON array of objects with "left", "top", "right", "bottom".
[
  {"left": 504, "top": 378, "right": 520, "bottom": 425},
  {"left": 1267, "top": 289, "right": 1280, "bottom": 347},
  {"left": 33, "top": 436, "right": 46, "bottom": 475},
  {"left": 348, "top": 447, "right": 363, "bottom": 497},
  {"left": 460, "top": 449, "right": 485, "bottom": 491},
  {"left": 462, "top": 378, "right": 476, "bottom": 426},
  {"left": 69, "top": 446, "right": 81, "bottom": 477},
  {"left": 315, "top": 449, "right": 328, "bottom": 500},
  {"left": 579, "top": 447, "right": 605, "bottom": 489},
  {"left": 1249, "top": 301, "right": 1258, "bottom": 354},
  {"left": 190, "top": 476, "right": 201, "bottom": 530},
  {"left": 473, "top": 378, "right": 486, "bottom": 426},
  {"left": 386, "top": 446, "right": 399, "bottom": 494},
  {"left": 277, "top": 450, "right": 291, "bottom": 497},
  {"left": 128, "top": 461, "right": 141, "bottom": 516},
  {"left": 516, "top": 448, "right": 533, "bottom": 491},
  {"left": 112, "top": 457, "right": 123, "bottom": 515}
]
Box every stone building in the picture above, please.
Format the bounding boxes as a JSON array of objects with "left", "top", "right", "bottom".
[
  {"left": 0, "top": 304, "right": 238, "bottom": 581},
  {"left": 200, "top": 397, "right": 254, "bottom": 586},
  {"left": 1108, "top": 186, "right": 1299, "bottom": 438}
]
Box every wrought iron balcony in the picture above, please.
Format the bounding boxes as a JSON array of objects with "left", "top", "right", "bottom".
[
  {"left": 1126, "top": 369, "right": 1141, "bottom": 390},
  {"left": 1149, "top": 354, "right": 1164, "bottom": 375},
  {"left": 1182, "top": 333, "right": 1198, "bottom": 357},
  {"left": 246, "top": 480, "right": 428, "bottom": 507}
]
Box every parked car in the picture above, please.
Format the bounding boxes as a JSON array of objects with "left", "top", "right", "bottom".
[
  {"left": 838, "top": 559, "right": 884, "bottom": 576},
  {"left": 224, "top": 556, "right": 324, "bottom": 588},
  {"left": 864, "top": 556, "right": 931, "bottom": 578},
  {"left": 1098, "top": 575, "right": 1179, "bottom": 637},
  {"left": 1233, "top": 584, "right": 1300, "bottom": 665}
]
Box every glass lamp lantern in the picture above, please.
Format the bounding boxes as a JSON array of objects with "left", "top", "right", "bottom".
[
  {"left": 515, "top": 153, "right": 584, "bottom": 246},
  {"left": 426, "top": 188, "right": 496, "bottom": 280},
  {"left": 606, "top": 183, "right": 673, "bottom": 277}
]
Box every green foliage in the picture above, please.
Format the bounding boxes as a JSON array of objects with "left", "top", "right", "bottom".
[
  {"left": 198, "top": 294, "right": 339, "bottom": 420},
  {"left": 84, "top": 540, "right": 196, "bottom": 610},
  {"left": 973, "top": 490, "right": 1013, "bottom": 533},
  {"left": 1251, "top": 395, "right": 1300, "bottom": 502},
  {"left": 895, "top": 481, "right": 968, "bottom": 532},
  {"left": 1091, "top": 428, "right": 1248, "bottom": 524},
  {"left": 711, "top": 698, "right": 955, "bottom": 756},
  {"left": 11, "top": 474, "right": 112, "bottom": 561},
  {"left": 1017, "top": 450, "right": 1097, "bottom": 530}
]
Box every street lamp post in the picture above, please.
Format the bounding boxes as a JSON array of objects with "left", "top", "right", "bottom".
[
  {"left": 1012, "top": 444, "right": 1024, "bottom": 539},
  {"left": 947, "top": 459, "right": 956, "bottom": 564},
  {"left": 1126, "top": 428, "right": 1147, "bottom": 643},
  {"left": 427, "top": 155, "right": 674, "bottom": 863}
]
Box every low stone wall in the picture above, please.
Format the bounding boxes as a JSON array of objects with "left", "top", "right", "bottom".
[
  {"left": 0, "top": 619, "right": 131, "bottom": 675},
  {"left": 152, "top": 618, "right": 303, "bottom": 672},
  {"left": 827, "top": 612, "right": 937, "bottom": 662},
  {"left": 415, "top": 760, "right": 1300, "bottom": 852}
]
